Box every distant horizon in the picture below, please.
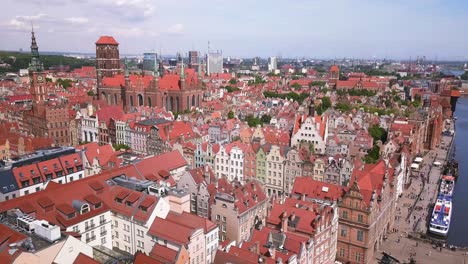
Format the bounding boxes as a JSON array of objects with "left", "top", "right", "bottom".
[{"left": 1, "top": 49, "right": 467, "bottom": 63}]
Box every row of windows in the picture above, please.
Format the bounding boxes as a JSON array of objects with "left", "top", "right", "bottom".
[
  {"left": 338, "top": 248, "right": 363, "bottom": 262},
  {"left": 340, "top": 226, "right": 364, "bottom": 242}
]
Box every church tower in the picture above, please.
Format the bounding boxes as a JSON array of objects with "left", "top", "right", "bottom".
[{"left": 29, "top": 26, "right": 46, "bottom": 103}]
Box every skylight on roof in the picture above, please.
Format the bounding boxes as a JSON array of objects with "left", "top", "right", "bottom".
[{"left": 322, "top": 186, "right": 329, "bottom": 193}]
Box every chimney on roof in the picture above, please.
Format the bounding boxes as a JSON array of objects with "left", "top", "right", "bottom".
[
  {"left": 301, "top": 193, "right": 306, "bottom": 201},
  {"left": 281, "top": 210, "right": 288, "bottom": 233},
  {"left": 268, "top": 244, "right": 276, "bottom": 259}
]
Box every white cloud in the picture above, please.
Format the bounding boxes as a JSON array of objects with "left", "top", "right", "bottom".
[
  {"left": 16, "top": 13, "right": 47, "bottom": 21},
  {"left": 97, "top": 0, "right": 156, "bottom": 19},
  {"left": 65, "top": 17, "right": 89, "bottom": 24},
  {"left": 166, "top": 23, "right": 184, "bottom": 35}
]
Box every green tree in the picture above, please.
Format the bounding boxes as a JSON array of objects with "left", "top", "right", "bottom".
[
  {"left": 228, "top": 111, "right": 235, "bottom": 119},
  {"left": 260, "top": 114, "right": 271, "bottom": 124},
  {"left": 225, "top": 86, "right": 240, "bottom": 93},
  {"left": 363, "top": 145, "right": 380, "bottom": 163},
  {"left": 368, "top": 124, "right": 387, "bottom": 143},
  {"left": 317, "top": 96, "right": 332, "bottom": 115},
  {"left": 229, "top": 78, "right": 237, "bottom": 84},
  {"left": 246, "top": 114, "right": 262, "bottom": 127},
  {"left": 87, "top": 90, "right": 95, "bottom": 97},
  {"left": 113, "top": 144, "right": 130, "bottom": 151},
  {"left": 56, "top": 78, "right": 74, "bottom": 89},
  {"left": 308, "top": 81, "right": 326, "bottom": 88},
  {"left": 291, "top": 83, "right": 302, "bottom": 90}
]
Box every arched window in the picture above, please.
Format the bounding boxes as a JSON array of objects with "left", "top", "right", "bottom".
[
  {"left": 80, "top": 204, "right": 90, "bottom": 214},
  {"left": 192, "top": 95, "right": 195, "bottom": 106},
  {"left": 114, "top": 94, "right": 118, "bottom": 105},
  {"left": 138, "top": 94, "right": 143, "bottom": 106},
  {"left": 148, "top": 97, "right": 152, "bottom": 107},
  {"left": 130, "top": 96, "right": 134, "bottom": 107}
]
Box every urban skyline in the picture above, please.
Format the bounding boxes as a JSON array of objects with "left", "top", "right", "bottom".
[{"left": 1, "top": 0, "right": 468, "bottom": 59}]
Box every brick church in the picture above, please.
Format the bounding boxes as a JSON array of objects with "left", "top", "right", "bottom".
[
  {"left": 95, "top": 36, "right": 204, "bottom": 113},
  {"left": 23, "top": 29, "right": 70, "bottom": 146}
]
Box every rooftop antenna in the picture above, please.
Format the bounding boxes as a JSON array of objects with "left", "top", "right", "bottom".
[{"left": 208, "top": 41, "right": 211, "bottom": 53}]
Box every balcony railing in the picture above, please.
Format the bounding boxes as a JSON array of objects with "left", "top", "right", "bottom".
[
  {"left": 101, "top": 230, "right": 107, "bottom": 236},
  {"left": 86, "top": 235, "right": 96, "bottom": 243}
]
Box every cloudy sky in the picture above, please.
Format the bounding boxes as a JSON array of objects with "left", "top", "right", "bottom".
[{"left": 1, "top": 0, "right": 467, "bottom": 59}]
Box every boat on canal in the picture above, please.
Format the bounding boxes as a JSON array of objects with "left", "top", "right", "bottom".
[
  {"left": 439, "top": 175, "right": 455, "bottom": 197},
  {"left": 429, "top": 195, "right": 452, "bottom": 236}
]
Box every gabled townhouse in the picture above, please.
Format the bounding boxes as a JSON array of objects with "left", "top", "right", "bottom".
[
  {"left": 291, "top": 177, "right": 346, "bottom": 264},
  {"left": 311, "top": 156, "right": 326, "bottom": 182},
  {"left": 177, "top": 166, "right": 214, "bottom": 219},
  {"left": 264, "top": 144, "right": 289, "bottom": 196},
  {"left": 147, "top": 211, "right": 219, "bottom": 264},
  {"left": 77, "top": 142, "right": 119, "bottom": 177},
  {"left": 255, "top": 145, "right": 267, "bottom": 183},
  {"left": 336, "top": 160, "right": 397, "bottom": 264},
  {"left": 210, "top": 179, "right": 267, "bottom": 243},
  {"left": 214, "top": 141, "right": 249, "bottom": 182},
  {"left": 284, "top": 147, "right": 303, "bottom": 195},
  {"left": 267, "top": 197, "right": 336, "bottom": 264},
  {"left": 291, "top": 114, "right": 328, "bottom": 154}
]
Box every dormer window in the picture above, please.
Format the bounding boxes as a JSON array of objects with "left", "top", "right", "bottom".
[
  {"left": 80, "top": 204, "right": 90, "bottom": 214},
  {"left": 21, "top": 180, "right": 29, "bottom": 188},
  {"left": 30, "top": 170, "right": 35, "bottom": 175},
  {"left": 67, "top": 212, "right": 76, "bottom": 219},
  {"left": 139, "top": 206, "right": 147, "bottom": 212}
]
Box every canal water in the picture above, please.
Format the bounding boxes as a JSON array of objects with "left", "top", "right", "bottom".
[{"left": 447, "top": 96, "right": 468, "bottom": 246}]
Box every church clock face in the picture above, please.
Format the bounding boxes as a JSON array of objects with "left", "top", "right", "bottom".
[{"left": 37, "top": 75, "right": 44, "bottom": 83}]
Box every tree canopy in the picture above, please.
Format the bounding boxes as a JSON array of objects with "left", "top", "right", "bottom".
[{"left": 368, "top": 124, "right": 387, "bottom": 143}]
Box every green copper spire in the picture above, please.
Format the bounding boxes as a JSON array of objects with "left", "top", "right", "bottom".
[
  {"left": 29, "top": 24, "right": 43, "bottom": 72},
  {"left": 180, "top": 59, "right": 185, "bottom": 79}
]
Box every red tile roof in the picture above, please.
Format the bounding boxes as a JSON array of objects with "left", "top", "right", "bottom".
[
  {"left": 95, "top": 36, "right": 118, "bottom": 45},
  {"left": 291, "top": 177, "right": 344, "bottom": 201},
  {"left": 133, "top": 252, "right": 163, "bottom": 264},
  {"left": 149, "top": 244, "right": 178, "bottom": 263},
  {"left": 0, "top": 224, "right": 28, "bottom": 263}
]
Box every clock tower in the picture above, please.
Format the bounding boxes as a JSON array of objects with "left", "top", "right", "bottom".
[{"left": 29, "top": 26, "right": 46, "bottom": 103}]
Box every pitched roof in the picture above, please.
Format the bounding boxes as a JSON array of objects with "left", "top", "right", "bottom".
[
  {"left": 95, "top": 36, "right": 118, "bottom": 45},
  {"left": 291, "top": 177, "right": 344, "bottom": 201}
]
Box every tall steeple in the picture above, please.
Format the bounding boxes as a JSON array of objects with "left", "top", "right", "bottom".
[
  {"left": 153, "top": 53, "right": 159, "bottom": 78},
  {"left": 179, "top": 56, "right": 186, "bottom": 91},
  {"left": 180, "top": 59, "right": 185, "bottom": 80},
  {"left": 29, "top": 24, "right": 43, "bottom": 72}
]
